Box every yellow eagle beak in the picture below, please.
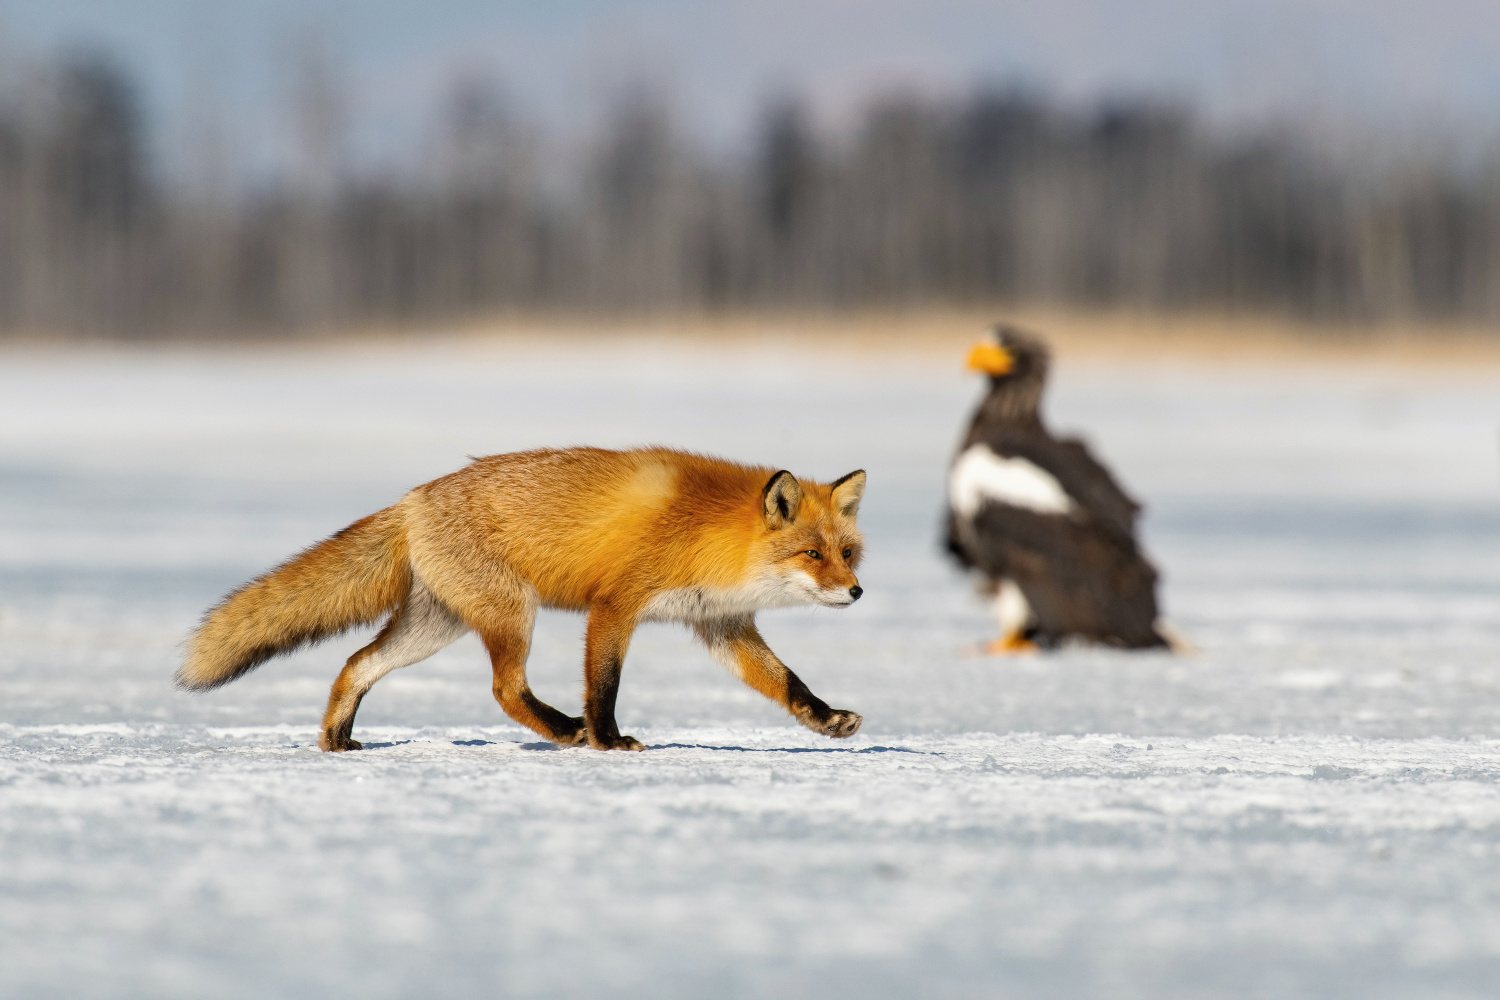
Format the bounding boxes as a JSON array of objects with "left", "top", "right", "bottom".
[{"left": 965, "top": 342, "right": 1014, "bottom": 376}]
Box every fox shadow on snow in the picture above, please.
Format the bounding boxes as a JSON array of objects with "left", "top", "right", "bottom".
[
  {"left": 338, "top": 739, "right": 930, "bottom": 754},
  {"left": 450, "top": 739, "right": 929, "bottom": 755}
]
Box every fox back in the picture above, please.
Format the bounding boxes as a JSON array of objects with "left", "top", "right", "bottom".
[{"left": 404, "top": 447, "right": 865, "bottom": 616}]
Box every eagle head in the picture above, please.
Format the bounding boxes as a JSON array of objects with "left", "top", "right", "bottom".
[{"left": 965, "top": 324, "right": 1050, "bottom": 426}]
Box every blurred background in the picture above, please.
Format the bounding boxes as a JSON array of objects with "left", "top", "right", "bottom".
[{"left": 3, "top": 0, "right": 1500, "bottom": 336}]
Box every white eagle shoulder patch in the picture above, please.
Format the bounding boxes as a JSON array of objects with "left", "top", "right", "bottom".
[{"left": 949, "top": 444, "right": 1076, "bottom": 517}]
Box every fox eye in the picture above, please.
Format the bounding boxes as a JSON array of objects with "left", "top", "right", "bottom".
[
  {"left": 804, "top": 549, "right": 822, "bottom": 560},
  {"left": 842, "top": 548, "right": 853, "bottom": 560}
]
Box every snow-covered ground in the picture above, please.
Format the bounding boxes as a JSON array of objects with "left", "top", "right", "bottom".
[{"left": 2, "top": 335, "right": 1498, "bottom": 999}]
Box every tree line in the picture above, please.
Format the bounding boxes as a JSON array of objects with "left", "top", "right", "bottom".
[{"left": 2, "top": 49, "right": 1499, "bottom": 335}]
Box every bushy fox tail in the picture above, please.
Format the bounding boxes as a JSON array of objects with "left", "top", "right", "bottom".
[{"left": 177, "top": 508, "right": 410, "bottom": 691}]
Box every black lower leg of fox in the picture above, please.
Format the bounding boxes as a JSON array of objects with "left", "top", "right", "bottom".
[
  {"left": 321, "top": 683, "right": 366, "bottom": 752},
  {"left": 480, "top": 626, "right": 586, "bottom": 746},
  {"left": 320, "top": 638, "right": 394, "bottom": 751},
  {"left": 582, "top": 608, "right": 644, "bottom": 751},
  {"left": 317, "top": 577, "right": 470, "bottom": 750},
  {"left": 524, "top": 692, "right": 588, "bottom": 746},
  {"left": 584, "top": 653, "right": 642, "bottom": 751},
  {"left": 692, "top": 617, "right": 863, "bottom": 739},
  {"left": 785, "top": 671, "right": 862, "bottom": 738}
]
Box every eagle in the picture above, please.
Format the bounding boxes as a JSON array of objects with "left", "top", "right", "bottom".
[{"left": 945, "top": 325, "right": 1172, "bottom": 653}]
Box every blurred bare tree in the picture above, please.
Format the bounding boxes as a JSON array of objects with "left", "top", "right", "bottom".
[
  {"left": 3, "top": 41, "right": 1500, "bottom": 336},
  {"left": 282, "top": 30, "right": 348, "bottom": 328},
  {"left": 0, "top": 51, "right": 155, "bottom": 333},
  {"left": 756, "top": 96, "right": 823, "bottom": 302},
  {"left": 581, "top": 87, "right": 699, "bottom": 308}
]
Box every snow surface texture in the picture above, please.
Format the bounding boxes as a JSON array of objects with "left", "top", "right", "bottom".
[{"left": 2, "top": 339, "right": 1499, "bottom": 999}]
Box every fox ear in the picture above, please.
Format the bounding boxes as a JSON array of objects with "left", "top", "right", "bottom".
[
  {"left": 761, "top": 470, "right": 803, "bottom": 530},
  {"left": 830, "top": 469, "right": 865, "bottom": 519}
]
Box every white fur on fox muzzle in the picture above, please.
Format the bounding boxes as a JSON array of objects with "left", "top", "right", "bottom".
[{"left": 816, "top": 588, "right": 858, "bottom": 607}]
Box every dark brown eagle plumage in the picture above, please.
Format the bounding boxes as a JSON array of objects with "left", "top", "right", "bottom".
[{"left": 945, "top": 325, "right": 1170, "bottom": 652}]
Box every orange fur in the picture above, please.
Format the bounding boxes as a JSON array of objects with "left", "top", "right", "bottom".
[
  {"left": 177, "top": 509, "right": 409, "bottom": 691},
  {"left": 179, "top": 447, "right": 867, "bottom": 751}
]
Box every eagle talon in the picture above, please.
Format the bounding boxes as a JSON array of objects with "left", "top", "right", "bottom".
[
  {"left": 989, "top": 634, "right": 1038, "bottom": 655},
  {"left": 970, "top": 632, "right": 1037, "bottom": 657}
]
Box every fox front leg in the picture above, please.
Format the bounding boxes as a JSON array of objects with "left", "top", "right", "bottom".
[
  {"left": 582, "top": 604, "right": 646, "bottom": 751},
  {"left": 695, "top": 617, "right": 862, "bottom": 738}
]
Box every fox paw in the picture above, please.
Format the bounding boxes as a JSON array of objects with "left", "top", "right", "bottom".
[
  {"left": 590, "top": 734, "right": 646, "bottom": 752},
  {"left": 319, "top": 734, "right": 362, "bottom": 752},
  {"left": 814, "top": 710, "right": 862, "bottom": 739},
  {"left": 550, "top": 718, "right": 590, "bottom": 747}
]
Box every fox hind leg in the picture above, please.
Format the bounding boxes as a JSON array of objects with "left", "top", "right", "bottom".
[
  {"left": 320, "top": 575, "right": 468, "bottom": 752},
  {"left": 418, "top": 552, "right": 586, "bottom": 747},
  {"left": 479, "top": 596, "right": 588, "bottom": 748}
]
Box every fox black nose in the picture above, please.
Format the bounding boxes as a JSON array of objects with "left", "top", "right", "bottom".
[{"left": 849, "top": 585, "right": 863, "bottom": 601}]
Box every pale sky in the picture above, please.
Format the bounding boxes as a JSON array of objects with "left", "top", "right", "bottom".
[{"left": 3, "top": 0, "right": 1500, "bottom": 179}]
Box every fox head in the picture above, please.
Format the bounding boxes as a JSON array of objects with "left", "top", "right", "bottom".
[{"left": 758, "top": 469, "right": 865, "bottom": 608}]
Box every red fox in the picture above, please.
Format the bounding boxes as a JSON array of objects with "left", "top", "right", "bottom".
[{"left": 178, "top": 447, "right": 867, "bottom": 752}]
